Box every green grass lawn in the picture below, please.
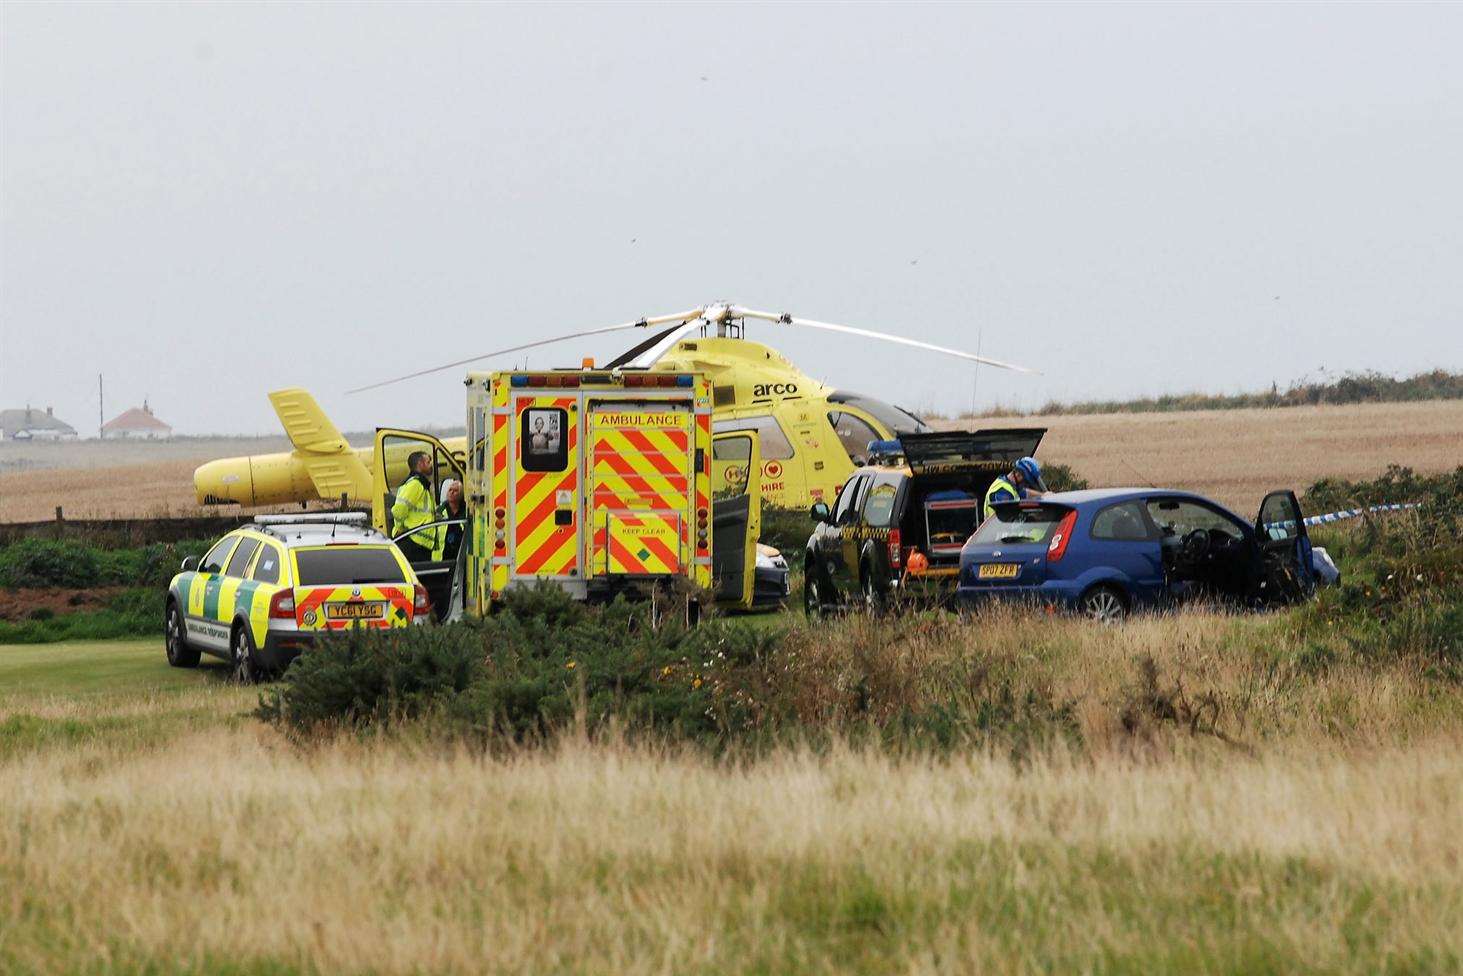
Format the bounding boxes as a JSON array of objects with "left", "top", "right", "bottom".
[
  {"left": 0, "top": 638, "right": 248, "bottom": 761},
  {"left": 0, "top": 637, "right": 230, "bottom": 698}
]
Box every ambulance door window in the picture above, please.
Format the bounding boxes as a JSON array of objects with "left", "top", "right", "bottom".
[
  {"left": 827, "top": 411, "right": 881, "bottom": 466},
  {"left": 520, "top": 407, "right": 568, "bottom": 473},
  {"left": 223, "top": 538, "right": 260, "bottom": 578},
  {"left": 200, "top": 536, "right": 237, "bottom": 575},
  {"left": 251, "top": 543, "right": 283, "bottom": 584}
]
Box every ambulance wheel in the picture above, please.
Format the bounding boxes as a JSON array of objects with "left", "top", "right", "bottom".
[
  {"left": 231, "top": 623, "right": 262, "bottom": 684},
  {"left": 164, "top": 600, "right": 199, "bottom": 668}
]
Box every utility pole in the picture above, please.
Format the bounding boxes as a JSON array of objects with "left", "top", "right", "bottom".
[{"left": 98, "top": 374, "right": 103, "bottom": 440}]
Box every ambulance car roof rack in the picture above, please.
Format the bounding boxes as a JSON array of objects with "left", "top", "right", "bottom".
[{"left": 252, "top": 513, "right": 369, "bottom": 526}]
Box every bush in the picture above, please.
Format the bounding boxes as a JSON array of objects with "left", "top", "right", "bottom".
[
  {"left": 1296, "top": 465, "right": 1463, "bottom": 678},
  {"left": 0, "top": 539, "right": 101, "bottom": 588},
  {"left": 259, "top": 585, "right": 1081, "bottom": 757},
  {"left": 0, "top": 588, "right": 159, "bottom": 644},
  {"left": 0, "top": 538, "right": 211, "bottom": 590},
  {"left": 1026, "top": 368, "right": 1463, "bottom": 416}
]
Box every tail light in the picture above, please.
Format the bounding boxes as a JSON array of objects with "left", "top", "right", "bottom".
[
  {"left": 1046, "top": 510, "right": 1078, "bottom": 563},
  {"left": 413, "top": 584, "right": 430, "bottom": 614},
  {"left": 269, "top": 589, "right": 296, "bottom": 619},
  {"left": 887, "top": 528, "right": 903, "bottom": 569}
]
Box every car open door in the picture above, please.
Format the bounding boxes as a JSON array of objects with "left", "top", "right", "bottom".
[
  {"left": 1255, "top": 490, "right": 1315, "bottom": 603},
  {"left": 900, "top": 428, "right": 1047, "bottom": 475},
  {"left": 711, "top": 431, "right": 761, "bottom": 609},
  {"left": 372, "top": 428, "right": 466, "bottom": 619}
]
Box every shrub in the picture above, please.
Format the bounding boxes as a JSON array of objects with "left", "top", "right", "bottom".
[
  {"left": 0, "top": 588, "right": 159, "bottom": 644},
  {"left": 0, "top": 538, "right": 212, "bottom": 590},
  {"left": 0, "top": 539, "right": 100, "bottom": 588},
  {"left": 259, "top": 585, "right": 1081, "bottom": 758}
]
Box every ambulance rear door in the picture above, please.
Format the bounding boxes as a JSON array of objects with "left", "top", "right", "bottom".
[
  {"left": 586, "top": 399, "right": 695, "bottom": 580},
  {"left": 506, "top": 392, "right": 583, "bottom": 583},
  {"left": 711, "top": 431, "right": 762, "bottom": 609}
]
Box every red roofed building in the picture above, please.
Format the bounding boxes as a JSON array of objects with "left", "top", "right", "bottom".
[{"left": 102, "top": 400, "right": 174, "bottom": 440}]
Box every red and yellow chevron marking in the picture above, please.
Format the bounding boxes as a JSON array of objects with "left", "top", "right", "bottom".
[
  {"left": 294, "top": 585, "right": 415, "bottom": 630},
  {"left": 694, "top": 411, "right": 711, "bottom": 555},
  {"left": 513, "top": 395, "right": 579, "bottom": 578},
  {"left": 491, "top": 412, "right": 509, "bottom": 512},
  {"left": 588, "top": 413, "right": 693, "bottom": 575},
  {"left": 596, "top": 514, "right": 682, "bottom": 575}
]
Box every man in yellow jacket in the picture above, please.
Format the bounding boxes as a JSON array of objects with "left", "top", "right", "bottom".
[
  {"left": 983, "top": 456, "right": 1046, "bottom": 521},
  {"left": 391, "top": 451, "right": 440, "bottom": 563}
]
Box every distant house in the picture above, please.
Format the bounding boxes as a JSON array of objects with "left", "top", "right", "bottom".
[
  {"left": 102, "top": 401, "right": 174, "bottom": 440},
  {"left": 0, "top": 406, "right": 78, "bottom": 441}
]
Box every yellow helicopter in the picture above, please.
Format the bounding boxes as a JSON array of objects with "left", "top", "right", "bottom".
[{"left": 193, "top": 303, "right": 1032, "bottom": 510}]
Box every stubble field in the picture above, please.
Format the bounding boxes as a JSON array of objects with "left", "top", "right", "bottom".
[{"left": 2, "top": 400, "right": 1460, "bottom": 522}]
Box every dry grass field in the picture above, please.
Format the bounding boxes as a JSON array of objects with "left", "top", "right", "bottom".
[
  {"left": 0, "top": 436, "right": 290, "bottom": 523},
  {"left": 949, "top": 399, "right": 1463, "bottom": 511},
  {"left": 2, "top": 400, "right": 1458, "bottom": 523},
  {"left": 4, "top": 586, "right": 1463, "bottom": 974}
]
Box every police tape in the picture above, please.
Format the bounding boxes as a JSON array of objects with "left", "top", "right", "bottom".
[{"left": 1302, "top": 502, "right": 1420, "bottom": 527}]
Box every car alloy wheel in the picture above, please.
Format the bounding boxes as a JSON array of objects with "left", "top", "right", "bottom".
[
  {"left": 232, "top": 628, "right": 258, "bottom": 684},
  {"left": 164, "top": 602, "right": 199, "bottom": 668},
  {"left": 1081, "top": 587, "right": 1126, "bottom": 624},
  {"left": 165, "top": 607, "right": 183, "bottom": 665}
]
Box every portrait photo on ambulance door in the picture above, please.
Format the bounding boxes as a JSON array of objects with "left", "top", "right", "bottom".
[{"left": 521, "top": 407, "right": 568, "bottom": 472}]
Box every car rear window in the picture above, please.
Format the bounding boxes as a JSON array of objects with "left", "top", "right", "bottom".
[
  {"left": 293, "top": 547, "right": 407, "bottom": 585},
  {"left": 971, "top": 504, "right": 1070, "bottom": 545}
]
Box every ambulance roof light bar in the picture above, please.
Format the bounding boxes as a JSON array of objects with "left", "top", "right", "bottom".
[
  {"left": 508, "top": 373, "right": 693, "bottom": 389},
  {"left": 252, "top": 513, "right": 369, "bottom": 526}
]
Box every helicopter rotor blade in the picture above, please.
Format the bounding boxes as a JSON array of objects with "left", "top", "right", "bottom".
[
  {"left": 343, "top": 307, "right": 707, "bottom": 394},
  {"left": 728, "top": 305, "right": 1038, "bottom": 374},
  {"left": 604, "top": 322, "right": 693, "bottom": 370},
  {"left": 621, "top": 318, "right": 712, "bottom": 369}
]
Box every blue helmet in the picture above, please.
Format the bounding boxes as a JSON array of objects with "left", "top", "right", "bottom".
[{"left": 1014, "top": 456, "right": 1045, "bottom": 491}]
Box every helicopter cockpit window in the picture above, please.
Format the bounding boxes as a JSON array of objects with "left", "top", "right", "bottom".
[
  {"left": 827, "top": 392, "right": 930, "bottom": 434},
  {"left": 712, "top": 415, "right": 793, "bottom": 460},
  {"left": 827, "top": 411, "right": 881, "bottom": 465},
  {"left": 521, "top": 408, "right": 568, "bottom": 472}
]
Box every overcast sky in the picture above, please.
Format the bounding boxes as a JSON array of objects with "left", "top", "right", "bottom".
[{"left": 3, "top": 2, "right": 1460, "bottom": 435}]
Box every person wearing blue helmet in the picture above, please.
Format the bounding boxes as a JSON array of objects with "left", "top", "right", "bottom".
[{"left": 983, "top": 456, "right": 1047, "bottom": 521}]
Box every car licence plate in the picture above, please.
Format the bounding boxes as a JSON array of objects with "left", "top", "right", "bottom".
[
  {"left": 326, "top": 602, "right": 385, "bottom": 620},
  {"left": 978, "top": 563, "right": 1020, "bottom": 580}
]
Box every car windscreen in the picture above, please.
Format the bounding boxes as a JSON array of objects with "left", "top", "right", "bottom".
[
  {"left": 971, "top": 504, "right": 1070, "bottom": 546},
  {"left": 293, "top": 547, "right": 407, "bottom": 585},
  {"left": 827, "top": 391, "right": 931, "bottom": 434}
]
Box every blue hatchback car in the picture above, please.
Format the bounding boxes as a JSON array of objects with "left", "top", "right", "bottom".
[{"left": 957, "top": 488, "right": 1321, "bottom": 621}]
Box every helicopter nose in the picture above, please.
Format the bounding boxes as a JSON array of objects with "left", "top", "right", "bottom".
[{"left": 194, "top": 457, "right": 254, "bottom": 506}]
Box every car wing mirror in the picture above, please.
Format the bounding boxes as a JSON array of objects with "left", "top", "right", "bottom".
[
  {"left": 810, "top": 501, "right": 831, "bottom": 523},
  {"left": 180, "top": 556, "right": 200, "bottom": 572}
]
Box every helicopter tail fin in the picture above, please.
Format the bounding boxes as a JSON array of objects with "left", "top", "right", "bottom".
[{"left": 268, "top": 388, "right": 372, "bottom": 501}]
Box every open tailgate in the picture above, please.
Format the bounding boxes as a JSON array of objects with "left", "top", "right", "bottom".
[{"left": 900, "top": 428, "right": 1046, "bottom": 475}]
